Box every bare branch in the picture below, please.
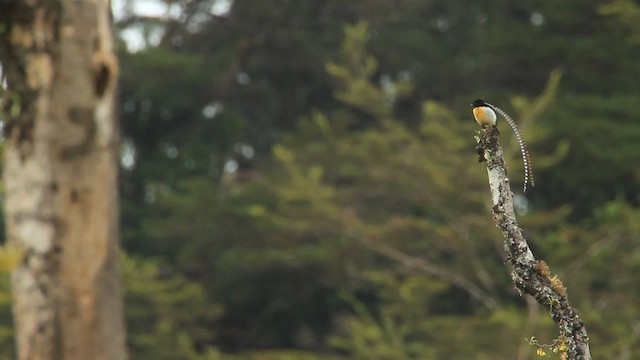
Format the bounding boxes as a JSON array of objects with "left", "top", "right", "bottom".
[
  {"left": 452, "top": 220, "right": 499, "bottom": 296},
  {"left": 477, "top": 126, "right": 591, "bottom": 360},
  {"left": 351, "top": 231, "right": 499, "bottom": 310}
]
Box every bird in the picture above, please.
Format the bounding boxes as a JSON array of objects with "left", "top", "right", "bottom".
[
  {"left": 471, "top": 99, "right": 535, "bottom": 192},
  {"left": 471, "top": 99, "right": 497, "bottom": 127}
]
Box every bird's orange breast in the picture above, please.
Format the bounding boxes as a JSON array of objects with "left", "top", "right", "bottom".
[{"left": 473, "top": 106, "right": 496, "bottom": 126}]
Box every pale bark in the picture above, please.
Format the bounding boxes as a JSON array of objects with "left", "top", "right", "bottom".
[
  {"left": 0, "top": 1, "right": 127, "bottom": 359},
  {"left": 477, "top": 126, "right": 591, "bottom": 360}
]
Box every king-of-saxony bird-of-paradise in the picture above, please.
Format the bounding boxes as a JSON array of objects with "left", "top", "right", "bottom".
[{"left": 471, "top": 99, "right": 534, "bottom": 192}]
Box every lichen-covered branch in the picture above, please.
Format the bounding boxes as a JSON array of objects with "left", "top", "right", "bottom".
[{"left": 477, "top": 127, "right": 591, "bottom": 360}]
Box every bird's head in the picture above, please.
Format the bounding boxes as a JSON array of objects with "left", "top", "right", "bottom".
[{"left": 471, "top": 99, "right": 487, "bottom": 108}]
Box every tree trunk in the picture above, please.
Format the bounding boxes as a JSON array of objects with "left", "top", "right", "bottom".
[{"left": 0, "top": 1, "right": 127, "bottom": 359}]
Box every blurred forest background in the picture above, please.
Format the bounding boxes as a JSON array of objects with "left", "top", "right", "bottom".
[{"left": 3, "top": 0, "right": 640, "bottom": 359}]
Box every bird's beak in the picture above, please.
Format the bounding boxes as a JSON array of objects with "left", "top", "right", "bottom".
[{"left": 469, "top": 104, "right": 473, "bottom": 107}]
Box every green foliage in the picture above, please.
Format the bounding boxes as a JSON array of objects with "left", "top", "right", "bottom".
[
  {"left": 0, "top": 245, "right": 23, "bottom": 272},
  {"left": 123, "top": 254, "right": 222, "bottom": 360},
  {"left": 599, "top": 0, "right": 640, "bottom": 43},
  {"left": 135, "top": 20, "right": 565, "bottom": 359},
  {"left": 223, "top": 350, "right": 345, "bottom": 360},
  {"left": 327, "top": 24, "right": 413, "bottom": 119},
  {"left": 329, "top": 274, "right": 445, "bottom": 360},
  {"left": 536, "top": 95, "right": 640, "bottom": 218},
  {"left": 112, "top": 0, "right": 640, "bottom": 359},
  {"left": 0, "top": 275, "right": 15, "bottom": 359},
  {"left": 534, "top": 200, "right": 640, "bottom": 358},
  {"left": 0, "top": 253, "right": 225, "bottom": 360}
]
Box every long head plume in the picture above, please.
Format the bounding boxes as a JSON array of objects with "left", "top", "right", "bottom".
[{"left": 485, "top": 102, "right": 535, "bottom": 192}]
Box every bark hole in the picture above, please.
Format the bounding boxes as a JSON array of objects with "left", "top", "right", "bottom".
[
  {"left": 70, "top": 189, "right": 79, "bottom": 203},
  {"left": 94, "top": 63, "right": 110, "bottom": 97},
  {"left": 92, "top": 51, "right": 117, "bottom": 98}
]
